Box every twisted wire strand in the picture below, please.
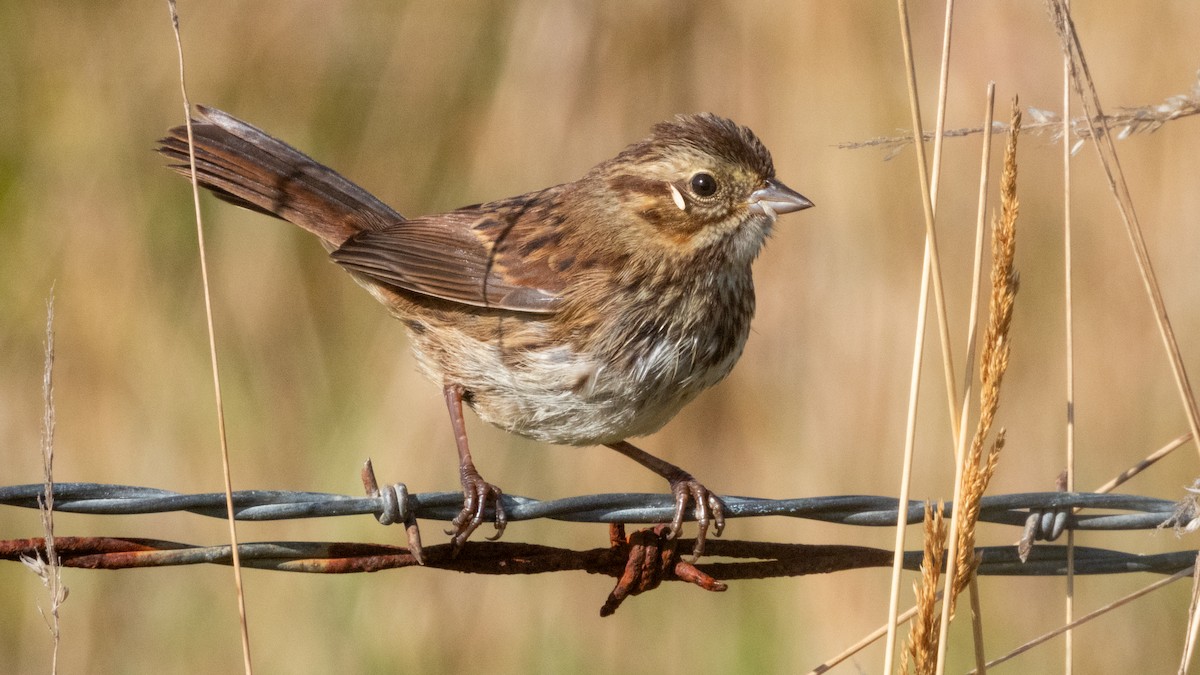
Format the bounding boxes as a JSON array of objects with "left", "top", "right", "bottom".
[
  {"left": 0, "top": 535, "right": 1195, "bottom": 579},
  {"left": 0, "top": 482, "right": 1191, "bottom": 532},
  {"left": 3, "top": 482, "right": 1197, "bottom": 591}
]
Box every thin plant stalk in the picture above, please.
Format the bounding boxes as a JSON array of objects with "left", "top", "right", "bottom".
[
  {"left": 1047, "top": 0, "right": 1200, "bottom": 460},
  {"left": 886, "top": 239, "right": 934, "bottom": 675},
  {"left": 837, "top": 80, "right": 1200, "bottom": 154},
  {"left": 936, "top": 99, "right": 1021, "bottom": 675},
  {"left": 41, "top": 295, "right": 63, "bottom": 672},
  {"left": 1093, "top": 432, "right": 1190, "bottom": 494},
  {"left": 974, "top": 566, "right": 1193, "bottom": 672},
  {"left": 166, "top": 2, "right": 253, "bottom": 672},
  {"left": 809, "top": 602, "right": 929, "bottom": 674},
  {"left": 23, "top": 293, "right": 67, "bottom": 674},
  {"left": 1061, "top": 5, "right": 1076, "bottom": 669},
  {"left": 884, "top": 1, "right": 959, "bottom": 670},
  {"left": 1180, "top": 553, "right": 1200, "bottom": 673},
  {"left": 953, "top": 81, "right": 997, "bottom": 675}
]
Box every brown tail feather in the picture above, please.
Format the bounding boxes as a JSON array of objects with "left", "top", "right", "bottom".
[{"left": 157, "top": 105, "right": 403, "bottom": 248}]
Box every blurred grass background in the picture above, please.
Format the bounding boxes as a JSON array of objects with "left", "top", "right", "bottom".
[{"left": 2, "top": 1, "right": 1199, "bottom": 672}]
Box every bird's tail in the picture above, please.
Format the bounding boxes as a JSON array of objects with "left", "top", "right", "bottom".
[{"left": 158, "top": 105, "right": 403, "bottom": 248}]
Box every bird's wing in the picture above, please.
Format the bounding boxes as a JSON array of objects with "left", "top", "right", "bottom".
[{"left": 330, "top": 204, "right": 569, "bottom": 314}]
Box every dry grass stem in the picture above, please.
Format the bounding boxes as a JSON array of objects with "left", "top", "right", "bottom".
[
  {"left": 960, "top": 81, "right": 998, "bottom": 675},
  {"left": 927, "top": 0, "right": 955, "bottom": 211},
  {"left": 1040, "top": 15, "right": 1200, "bottom": 664},
  {"left": 810, "top": 602, "right": 932, "bottom": 673},
  {"left": 933, "top": 98, "right": 1020, "bottom": 674},
  {"left": 1180, "top": 553, "right": 1200, "bottom": 673},
  {"left": 1061, "top": 12, "right": 1077, "bottom": 669},
  {"left": 967, "top": 578, "right": 987, "bottom": 672},
  {"left": 166, "top": 1, "right": 254, "bottom": 671},
  {"left": 884, "top": 1, "right": 959, "bottom": 670},
  {"left": 18, "top": 292, "right": 67, "bottom": 673},
  {"left": 973, "top": 566, "right": 1194, "bottom": 672},
  {"left": 954, "top": 100, "right": 1022, "bottom": 603},
  {"left": 901, "top": 503, "right": 948, "bottom": 675},
  {"left": 837, "top": 72, "right": 1200, "bottom": 158},
  {"left": 1094, "top": 432, "right": 1191, "bottom": 495},
  {"left": 1046, "top": 0, "right": 1200, "bottom": 461}
]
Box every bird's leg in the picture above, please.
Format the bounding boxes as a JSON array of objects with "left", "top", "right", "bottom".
[
  {"left": 443, "top": 383, "right": 507, "bottom": 549},
  {"left": 605, "top": 440, "right": 725, "bottom": 559}
]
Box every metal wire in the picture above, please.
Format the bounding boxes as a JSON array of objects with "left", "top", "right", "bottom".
[
  {"left": 0, "top": 481, "right": 1193, "bottom": 533},
  {"left": 1, "top": 534, "right": 1196, "bottom": 579},
  {"left": 4, "top": 480, "right": 1197, "bottom": 618}
]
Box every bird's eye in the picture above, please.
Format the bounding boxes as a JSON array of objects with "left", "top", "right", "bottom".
[{"left": 689, "top": 172, "right": 717, "bottom": 197}]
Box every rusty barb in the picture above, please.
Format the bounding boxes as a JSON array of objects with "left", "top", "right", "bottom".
[{"left": 3, "top": 472, "right": 1199, "bottom": 615}]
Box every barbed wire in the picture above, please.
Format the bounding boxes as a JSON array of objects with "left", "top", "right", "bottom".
[
  {"left": 4, "top": 480, "right": 1197, "bottom": 614},
  {"left": 0, "top": 481, "right": 1194, "bottom": 531},
  {"left": 3, "top": 534, "right": 1195, "bottom": 578}
]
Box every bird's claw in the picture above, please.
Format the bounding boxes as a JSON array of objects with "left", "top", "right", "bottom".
[
  {"left": 445, "top": 471, "right": 507, "bottom": 550},
  {"left": 666, "top": 474, "right": 726, "bottom": 560}
]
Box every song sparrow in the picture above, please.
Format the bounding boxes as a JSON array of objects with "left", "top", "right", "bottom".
[{"left": 159, "top": 107, "right": 812, "bottom": 558}]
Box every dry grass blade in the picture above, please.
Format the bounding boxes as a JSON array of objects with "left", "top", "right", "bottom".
[
  {"left": 973, "top": 566, "right": 1194, "bottom": 672},
  {"left": 824, "top": 78, "right": 999, "bottom": 675},
  {"left": 1043, "top": 8, "right": 1200, "bottom": 658},
  {"left": 1061, "top": 12, "right": 1077, "bottom": 669},
  {"left": 885, "top": 0, "right": 959, "bottom": 669},
  {"left": 809, "top": 603, "right": 928, "bottom": 673},
  {"left": 1176, "top": 554, "right": 1200, "bottom": 672},
  {"left": 165, "top": 1, "right": 253, "bottom": 672},
  {"left": 1181, "top": 553, "right": 1200, "bottom": 673},
  {"left": 1045, "top": 0, "right": 1200, "bottom": 460},
  {"left": 1096, "top": 433, "right": 1192, "bottom": 495},
  {"left": 901, "top": 503, "right": 947, "bottom": 675},
  {"left": 957, "top": 81, "right": 998, "bottom": 675}
]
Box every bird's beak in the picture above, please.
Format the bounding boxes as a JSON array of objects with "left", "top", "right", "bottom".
[{"left": 748, "top": 178, "right": 814, "bottom": 220}]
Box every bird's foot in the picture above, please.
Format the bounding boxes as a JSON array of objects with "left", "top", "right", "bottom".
[
  {"left": 665, "top": 472, "right": 726, "bottom": 560},
  {"left": 445, "top": 466, "right": 507, "bottom": 551}
]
